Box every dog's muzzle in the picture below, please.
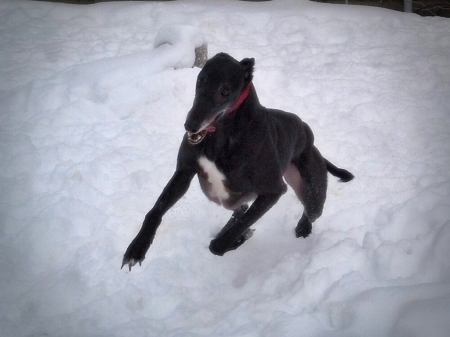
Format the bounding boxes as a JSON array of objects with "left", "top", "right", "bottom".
[{"left": 186, "top": 122, "right": 218, "bottom": 145}]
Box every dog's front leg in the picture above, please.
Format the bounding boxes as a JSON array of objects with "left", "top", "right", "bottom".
[
  {"left": 122, "top": 169, "right": 195, "bottom": 270},
  {"left": 209, "top": 192, "right": 283, "bottom": 256}
]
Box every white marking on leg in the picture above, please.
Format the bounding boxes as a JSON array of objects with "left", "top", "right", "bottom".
[{"left": 198, "top": 156, "right": 230, "bottom": 203}]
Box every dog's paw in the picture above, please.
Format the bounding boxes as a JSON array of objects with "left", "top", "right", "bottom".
[
  {"left": 209, "top": 238, "right": 226, "bottom": 256},
  {"left": 295, "top": 214, "right": 312, "bottom": 238},
  {"left": 295, "top": 225, "right": 311, "bottom": 238},
  {"left": 121, "top": 236, "right": 151, "bottom": 271},
  {"left": 209, "top": 228, "right": 255, "bottom": 256}
]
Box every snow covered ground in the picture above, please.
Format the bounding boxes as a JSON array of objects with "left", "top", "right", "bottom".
[{"left": 1, "top": 0, "right": 450, "bottom": 336}]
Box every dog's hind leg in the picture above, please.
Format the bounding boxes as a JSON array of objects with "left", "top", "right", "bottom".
[{"left": 285, "top": 147, "right": 328, "bottom": 238}]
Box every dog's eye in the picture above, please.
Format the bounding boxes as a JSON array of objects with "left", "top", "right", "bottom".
[{"left": 221, "top": 89, "right": 230, "bottom": 97}]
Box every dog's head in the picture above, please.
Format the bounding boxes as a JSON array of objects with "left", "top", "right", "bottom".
[{"left": 184, "top": 53, "right": 255, "bottom": 144}]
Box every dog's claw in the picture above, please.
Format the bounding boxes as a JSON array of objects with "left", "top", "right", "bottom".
[
  {"left": 122, "top": 233, "right": 153, "bottom": 271},
  {"left": 228, "top": 228, "right": 255, "bottom": 250},
  {"left": 121, "top": 256, "right": 144, "bottom": 271},
  {"left": 241, "top": 228, "right": 255, "bottom": 240}
]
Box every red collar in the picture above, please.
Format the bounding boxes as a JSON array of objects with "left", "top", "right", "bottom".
[{"left": 226, "top": 83, "right": 252, "bottom": 115}]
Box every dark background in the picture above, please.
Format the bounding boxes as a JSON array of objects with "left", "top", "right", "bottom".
[{"left": 34, "top": 0, "right": 450, "bottom": 18}]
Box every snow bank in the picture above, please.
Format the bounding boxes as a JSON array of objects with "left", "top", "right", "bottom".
[{"left": 1, "top": 0, "right": 449, "bottom": 336}]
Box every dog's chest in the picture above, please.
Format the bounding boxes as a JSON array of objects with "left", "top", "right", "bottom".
[{"left": 197, "top": 156, "right": 230, "bottom": 203}]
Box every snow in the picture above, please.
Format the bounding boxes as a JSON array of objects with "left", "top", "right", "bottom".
[{"left": 1, "top": 0, "right": 449, "bottom": 336}]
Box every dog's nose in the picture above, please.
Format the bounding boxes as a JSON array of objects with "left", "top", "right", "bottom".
[
  {"left": 184, "top": 121, "right": 198, "bottom": 133},
  {"left": 184, "top": 113, "right": 202, "bottom": 133}
]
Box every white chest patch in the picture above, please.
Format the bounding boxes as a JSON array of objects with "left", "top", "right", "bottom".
[{"left": 198, "top": 156, "right": 230, "bottom": 203}]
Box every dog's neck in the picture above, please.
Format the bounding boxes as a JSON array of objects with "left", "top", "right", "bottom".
[{"left": 226, "top": 82, "right": 253, "bottom": 115}]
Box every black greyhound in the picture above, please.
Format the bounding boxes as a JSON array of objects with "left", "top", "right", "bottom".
[{"left": 122, "top": 53, "right": 354, "bottom": 270}]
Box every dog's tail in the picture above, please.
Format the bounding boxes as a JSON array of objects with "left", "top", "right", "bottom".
[{"left": 324, "top": 159, "right": 354, "bottom": 182}]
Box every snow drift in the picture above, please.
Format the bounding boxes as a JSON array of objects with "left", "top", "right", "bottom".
[{"left": 1, "top": 0, "right": 449, "bottom": 336}]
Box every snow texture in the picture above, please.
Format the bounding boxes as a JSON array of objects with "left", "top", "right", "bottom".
[{"left": 1, "top": 0, "right": 450, "bottom": 336}]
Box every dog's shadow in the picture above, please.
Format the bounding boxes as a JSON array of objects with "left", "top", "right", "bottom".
[
  {"left": 232, "top": 236, "right": 314, "bottom": 289},
  {"left": 229, "top": 200, "right": 316, "bottom": 289}
]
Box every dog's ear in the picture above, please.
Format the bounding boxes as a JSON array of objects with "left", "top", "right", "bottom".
[{"left": 240, "top": 58, "right": 255, "bottom": 81}]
